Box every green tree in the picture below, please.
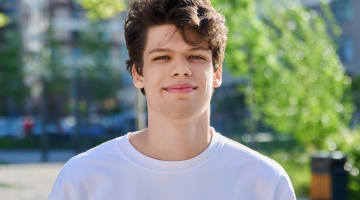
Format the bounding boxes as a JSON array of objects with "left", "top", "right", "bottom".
[
  {"left": 0, "top": 0, "right": 125, "bottom": 27},
  {"left": 1, "top": 0, "right": 121, "bottom": 27},
  {"left": 210, "top": 0, "right": 357, "bottom": 197},
  {"left": 211, "top": 0, "right": 354, "bottom": 151},
  {"left": 77, "top": 0, "right": 126, "bottom": 20},
  {"left": 0, "top": 27, "right": 28, "bottom": 116},
  {"left": 0, "top": 12, "right": 8, "bottom": 27},
  {"left": 74, "top": 22, "right": 122, "bottom": 102}
]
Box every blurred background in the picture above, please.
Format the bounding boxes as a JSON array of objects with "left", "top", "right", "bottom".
[{"left": 0, "top": 0, "right": 359, "bottom": 199}]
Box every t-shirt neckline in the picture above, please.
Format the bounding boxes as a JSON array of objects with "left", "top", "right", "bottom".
[{"left": 118, "top": 127, "right": 220, "bottom": 171}]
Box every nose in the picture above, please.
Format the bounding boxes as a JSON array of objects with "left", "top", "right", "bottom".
[{"left": 170, "top": 57, "right": 192, "bottom": 77}]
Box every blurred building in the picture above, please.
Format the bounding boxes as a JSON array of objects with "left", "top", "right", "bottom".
[
  {"left": 0, "top": 0, "right": 137, "bottom": 136},
  {"left": 17, "top": 0, "right": 136, "bottom": 113},
  {"left": 301, "top": 0, "right": 360, "bottom": 76}
]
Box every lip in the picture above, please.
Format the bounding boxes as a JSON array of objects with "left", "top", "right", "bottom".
[{"left": 163, "top": 83, "right": 197, "bottom": 94}]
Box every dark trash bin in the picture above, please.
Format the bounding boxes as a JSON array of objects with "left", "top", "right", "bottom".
[{"left": 310, "top": 151, "right": 347, "bottom": 200}]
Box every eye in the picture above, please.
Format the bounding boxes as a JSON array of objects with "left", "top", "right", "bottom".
[
  {"left": 189, "top": 56, "right": 204, "bottom": 60},
  {"left": 155, "top": 56, "right": 170, "bottom": 60}
]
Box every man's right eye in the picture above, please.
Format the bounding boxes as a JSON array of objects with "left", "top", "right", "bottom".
[{"left": 155, "top": 56, "right": 169, "bottom": 60}]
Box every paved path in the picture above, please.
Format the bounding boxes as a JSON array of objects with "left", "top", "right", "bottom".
[
  {"left": 0, "top": 163, "right": 64, "bottom": 200},
  {"left": 0, "top": 150, "right": 74, "bottom": 200}
]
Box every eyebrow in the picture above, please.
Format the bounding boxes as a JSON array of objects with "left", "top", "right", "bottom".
[
  {"left": 147, "top": 48, "right": 173, "bottom": 56},
  {"left": 147, "top": 46, "right": 210, "bottom": 57},
  {"left": 188, "top": 46, "right": 210, "bottom": 52}
]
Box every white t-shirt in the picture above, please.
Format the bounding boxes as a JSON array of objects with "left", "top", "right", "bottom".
[{"left": 49, "top": 129, "right": 296, "bottom": 200}]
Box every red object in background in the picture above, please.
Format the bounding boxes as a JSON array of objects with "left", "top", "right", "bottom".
[{"left": 23, "top": 116, "right": 34, "bottom": 136}]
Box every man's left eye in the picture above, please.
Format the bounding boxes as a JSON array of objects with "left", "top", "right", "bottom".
[
  {"left": 155, "top": 56, "right": 169, "bottom": 60},
  {"left": 189, "top": 56, "right": 204, "bottom": 60}
]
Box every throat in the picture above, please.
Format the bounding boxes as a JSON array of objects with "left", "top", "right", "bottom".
[{"left": 128, "top": 125, "right": 212, "bottom": 161}]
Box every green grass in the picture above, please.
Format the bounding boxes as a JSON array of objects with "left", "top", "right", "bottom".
[{"left": 0, "top": 182, "right": 20, "bottom": 188}]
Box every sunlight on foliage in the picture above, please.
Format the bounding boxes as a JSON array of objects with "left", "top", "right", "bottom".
[
  {"left": 77, "top": 0, "right": 126, "bottom": 20},
  {"left": 211, "top": 0, "right": 355, "bottom": 151},
  {"left": 0, "top": 13, "right": 9, "bottom": 27}
]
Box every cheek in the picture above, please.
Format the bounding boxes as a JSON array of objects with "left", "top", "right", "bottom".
[
  {"left": 206, "top": 75, "right": 214, "bottom": 92},
  {"left": 196, "top": 70, "right": 214, "bottom": 93},
  {"left": 143, "top": 66, "right": 165, "bottom": 89},
  {"left": 144, "top": 62, "right": 167, "bottom": 76}
]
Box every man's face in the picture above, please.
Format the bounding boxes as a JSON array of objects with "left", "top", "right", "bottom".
[{"left": 132, "top": 25, "right": 222, "bottom": 120}]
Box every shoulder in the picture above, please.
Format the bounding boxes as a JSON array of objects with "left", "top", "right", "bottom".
[
  {"left": 217, "top": 134, "right": 289, "bottom": 179},
  {"left": 65, "top": 136, "right": 123, "bottom": 168},
  {"left": 49, "top": 136, "right": 126, "bottom": 199},
  {"left": 53, "top": 136, "right": 126, "bottom": 185},
  {"left": 214, "top": 134, "right": 295, "bottom": 198}
]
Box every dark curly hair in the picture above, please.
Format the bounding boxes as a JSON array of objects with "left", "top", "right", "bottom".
[{"left": 124, "top": 0, "right": 228, "bottom": 94}]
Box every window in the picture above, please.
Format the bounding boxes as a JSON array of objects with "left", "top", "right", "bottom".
[
  {"left": 338, "top": 37, "right": 354, "bottom": 63},
  {"left": 71, "top": 10, "right": 82, "bottom": 19},
  {"left": 71, "top": 30, "right": 80, "bottom": 41},
  {"left": 332, "top": 0, "right": 353, "bottom": 23}
]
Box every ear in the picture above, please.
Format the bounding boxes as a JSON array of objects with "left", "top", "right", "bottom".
[
  {"left": 132, "top": 64, "right": 145, "bottom": 89},
  {"left": 213, "top": 65, "right": 222, "bottom": 88}
]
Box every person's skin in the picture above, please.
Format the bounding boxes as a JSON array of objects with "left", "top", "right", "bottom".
[{"left": 128, "top": 25, "right": 222, "bottom": 161}]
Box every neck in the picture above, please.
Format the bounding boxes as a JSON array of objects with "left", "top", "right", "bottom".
[{"left": 128, "top": 107, "right": 212, "bottom": 161}]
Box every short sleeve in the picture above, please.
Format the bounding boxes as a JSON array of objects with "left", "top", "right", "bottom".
[
  {"left": 48, "top": 157, "right": 89, "bottom": 200},
  {"left": 273, "top": 172, "right": 296, "bottom": 200},
  {"left": 49, "top": 181, "right": 79, "bottom": 200}
]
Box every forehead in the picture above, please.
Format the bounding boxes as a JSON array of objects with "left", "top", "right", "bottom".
[{"left": 144, "top": 25, "right": 208, "bottom": 55}]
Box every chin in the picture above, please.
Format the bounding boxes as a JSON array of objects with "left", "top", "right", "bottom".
[{"left": 160, "top": 102, "right": 207, "bottom": 120}]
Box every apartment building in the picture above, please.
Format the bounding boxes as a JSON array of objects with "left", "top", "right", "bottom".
[{"left": 18, "top": 0, "right": 137, "bottom": 112}]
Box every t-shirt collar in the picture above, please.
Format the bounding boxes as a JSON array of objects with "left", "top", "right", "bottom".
[{"left": 118, "top": 127, "right": 220, "bottom": 171}]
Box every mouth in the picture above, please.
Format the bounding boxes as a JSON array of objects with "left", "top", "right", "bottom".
[{"left": 163, "top": 83, "right": 197, "bottom": 94}]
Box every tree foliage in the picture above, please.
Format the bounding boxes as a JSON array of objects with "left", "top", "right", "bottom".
[
  {"left": 0, "top": 0, "right": 125, "bottom": 27},
  {"left": 0, "top": 27, "right": 28, "bottom": 116},
  {"left": 77, "top": 0, "right": 126, "bottom": 20},
  {"left": 73, "top": 22, "right": 122, "bottom": 101},
  {"left": 211, "top": 0, "right": 355, "bottom": 150},
  {"left": 0, "top": 12, "right": 8, "bottom": 27}
]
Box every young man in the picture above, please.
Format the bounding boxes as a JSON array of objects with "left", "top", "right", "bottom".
[{"left": 49, "top": 0, "right": 296, "bottom": 199}]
